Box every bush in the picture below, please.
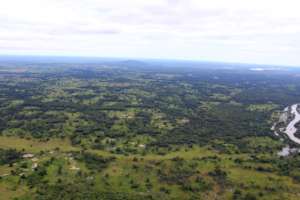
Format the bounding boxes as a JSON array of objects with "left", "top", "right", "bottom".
[{"left": 0, "top": 148, "right": 22, "bottom": 165}]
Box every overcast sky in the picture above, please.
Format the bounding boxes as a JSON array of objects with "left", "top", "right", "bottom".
[{"left": 0, "top": 0, "right": 300, "bottom": 66}]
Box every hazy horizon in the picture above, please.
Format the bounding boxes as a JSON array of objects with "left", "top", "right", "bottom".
[{"left": 1, "top": 54, "right": 300, "bottom": 68}]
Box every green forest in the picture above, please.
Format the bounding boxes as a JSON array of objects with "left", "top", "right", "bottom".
[{"left": 1, "top": 62, "right": 300, "bottom": 199}]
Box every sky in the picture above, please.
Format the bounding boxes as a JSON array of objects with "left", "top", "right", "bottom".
[{"left": 0, "top": 0, "right": 300, "bottom": 66}]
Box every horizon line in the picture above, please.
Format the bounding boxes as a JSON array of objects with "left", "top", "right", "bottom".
[{"left": 0, "top": 54, "right": 299, "bottom": 68}]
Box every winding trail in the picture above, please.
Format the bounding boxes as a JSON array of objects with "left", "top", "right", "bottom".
[{"left": 284, "top": 104, "right": 300, "bottom": 144}]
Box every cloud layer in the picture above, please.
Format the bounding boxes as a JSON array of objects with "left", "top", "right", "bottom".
[{"left": 0, "top": 0, "right": 300, "bottom": 66}]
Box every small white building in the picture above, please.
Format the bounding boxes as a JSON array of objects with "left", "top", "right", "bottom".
[{"left": 22, "top": 154, "right": 34, "bottom": 158}]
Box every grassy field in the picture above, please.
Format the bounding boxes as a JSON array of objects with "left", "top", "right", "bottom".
[
  {"left": 1, "top": 136, "right": 300, "bottom": 200},
  {"left": 0, "top": 136, "right": 78, "bottom": 153}
]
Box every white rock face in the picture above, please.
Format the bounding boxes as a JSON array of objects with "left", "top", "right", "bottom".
[
  {"left": 279, "top": 112, "right": 288, "bottom": 123},
  {"left": 278, "top": 146, "right": 300, "bottom": 156},
  {"left": 283, "top": 104, "right": 300, "bottom": 144},
  {"left": 272, "top": 104, "right": 300, "bottom": 145}
]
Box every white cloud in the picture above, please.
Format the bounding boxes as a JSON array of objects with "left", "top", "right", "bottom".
[{"left": 0, "top": 0, "right": 300, "bottom": 66}]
